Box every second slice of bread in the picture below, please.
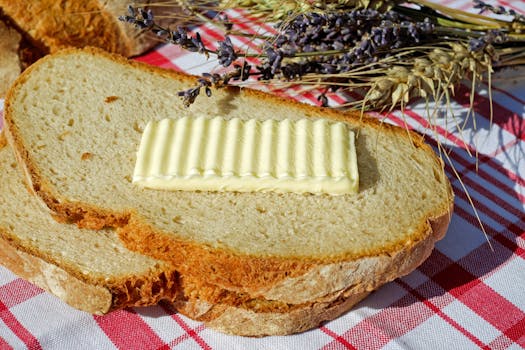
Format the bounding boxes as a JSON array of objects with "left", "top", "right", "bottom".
[
  {"left": 0, "top": 137, "right": 179, "bottom": 314},
  {"left": 4, "top": 48, "right": 454, "bottom": 304}
]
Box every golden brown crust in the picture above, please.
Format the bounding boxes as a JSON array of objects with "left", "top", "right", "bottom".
[
  {"left": 117, "top": 216, "right": 314, "bottom": 296},
  {"left": 117, "top": 212, "right": 448, "bottom": 304},
  {"left": 0, "top": 131, "right": 6, "bottom": 149},
  {"left": 0, "top": 0, "right": 165, "bottom": 57},
  {"left": 3, "top": 47, "right": 454, "bottom": 307}
]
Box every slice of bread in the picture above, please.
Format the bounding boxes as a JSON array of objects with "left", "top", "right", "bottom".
[
  {"left": 0, "top": 140, "right": 371, "bottom": 336},
  {"left": 0, "top": 135, "right": 179, "bottom": 314},
  {"left": 3, "top": 48, "right": 453, "bottom": 304},
  {"left": 0, "top": 1, "right": 177, "bottom": 57}
]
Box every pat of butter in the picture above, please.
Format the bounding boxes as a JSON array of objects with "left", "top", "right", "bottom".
[{"left": 133, "top": 116, "right": 358, "bottom": 195}]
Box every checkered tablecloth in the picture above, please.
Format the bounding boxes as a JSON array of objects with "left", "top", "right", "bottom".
[{"left": 1, "top": 1, "right": 525, "bottom": 349}]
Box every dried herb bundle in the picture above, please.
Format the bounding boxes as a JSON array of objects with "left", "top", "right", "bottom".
[{"left": 120, "top": 1, "right": 525, "bottom": 113}]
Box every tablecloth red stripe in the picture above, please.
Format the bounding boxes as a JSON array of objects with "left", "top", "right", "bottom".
[
  {"left": 493, "top": 230, "right": 525, "bottom": 258},
  {"left": 135, "top": 49, "right": 183, "bottom": 71},
  {"left": 0, "top": 335, "right": 13, "bottom": 350},
  {"left": 0, "top": 280, "right": 45, "bottom": 349},
  {"left": 323, "top": 290, "right": 436, "bottom": 349},
  {"left": 395, "top": 279, "right": 488, "bottom": 349},
  {"left": 0, "top": 299, "right": 42, "bottom": 350},
  {"left": 229, "top": 8, "right": 277, "bottom": 33},
  {"left": 489, "top": 334, "right": 518, "bottom": 350},
  {"left": 503, "top": 317, "right": 525, "bottom": 346},
  {"left": 94, "top": 310, "right": 168, "bottom": 350},
  {"left": 161, "top": 304, "right": 211, "bottom": 350},
  {"left": 224, "top": 9, "right": 265, "bottom": 50},
  {"left": 497, "top": 0, "right": 524, "bottom": 13},
  {"left": 191, "top": 21, "right": 223, "bottom": 51},
  {"left": 0, "top": 279, "right": 43, "bottom": 309},
  {"left": 454, "top": 84, "right": 525, "bottom": 142},
  {"left": 320, "top": 326, "right": 358, "bottom": 350},
  {"left": 491, "top": 85, "right": 525, "bottom": 105},
  {"left": 164, "top": 324, "right": 207, "bottom": 349},
  {"left": 460, "top": 285, "right": 525, "bottom": 345}
]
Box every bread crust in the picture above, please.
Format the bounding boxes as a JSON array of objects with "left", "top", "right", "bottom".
[
  {"left": 175, "top": 290, "right": 370, "bottom": 337},
  {"left": 0, "top": 131, "right": 6, "bottom": 149},
  {"left": 118, "top": 212, "right": 449, "bottom": 304},
  {"left": 0, "top": 0, "right": 172, "bottom": 57},
  {"left": 0, "top": 18, "right": 21, "bottom": 97},
  {"left": 3, "top": 47, "right": 454, "bottom": 307}
]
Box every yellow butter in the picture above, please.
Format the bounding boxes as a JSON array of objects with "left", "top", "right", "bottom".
[{"left": 133, "top": 116, "right": 359, "bottom": 195}]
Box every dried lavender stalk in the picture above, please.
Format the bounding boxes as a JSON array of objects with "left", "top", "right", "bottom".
[
  {"left": 119, "top": 1, "right": 524, "bottom": 109},
  {"left": 120, "top": 5, "right": 440, "bottom": 106},
  {"left": 473, "top": 0, "right": 525, "bottom": 23}
]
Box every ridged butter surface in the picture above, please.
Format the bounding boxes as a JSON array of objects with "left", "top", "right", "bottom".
[{"left": 133, "top": 116, "right": 358, "bottom": 195}]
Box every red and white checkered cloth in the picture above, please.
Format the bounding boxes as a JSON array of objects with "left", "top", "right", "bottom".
[{"left": 1, "top": 1, "right": 525, "bottom": 349}]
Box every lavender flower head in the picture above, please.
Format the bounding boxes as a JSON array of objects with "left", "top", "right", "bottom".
[
  {"left": 217, "top": 37, "right": 237, "bottom": 67},
  {"left": 118, "top": 5, "right": 154, "bottom": 29}
]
